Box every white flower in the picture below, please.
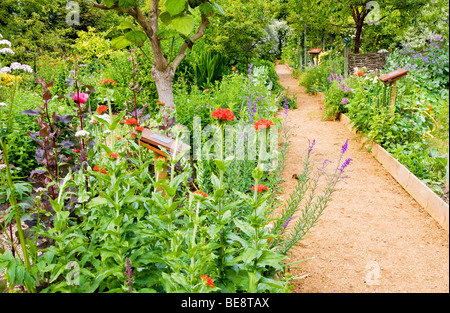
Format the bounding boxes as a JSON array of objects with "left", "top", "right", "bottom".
[
  {"left": 97, "top": 113, "right": 111, "bottom": 123},
  {"left": 0, "top": 67, "right": 11, "bottom": 73},
  {"left": 0, "top": 103, "right": 7, "bottom": 107},
  {"left": 10, "top": 62, "right": 22, "bottom": 70},
  {"left": 373, "top": 76, "right": 379, "bottom": 84},
  {"left": 264, "top": 223, "right": 274, "bottom": 232},
  {"left": 0, "top": 48, "right": 14, "bottom": 55},
  {"left": 0, "top": 164, "right": 7, "bottom": 170},
  {"left": 0, "top": 33, "right": 3, "bottom": 39},
  {"left": 0, "top": 39, "right": 12, "bottom": 47},
  {"left": 21, "top": 64, "right": 33, "bottom": 73},
  {"left": 75, "top": 130, "right": 90, "bottom": 137},
  {"left": 35, "top": 187, "right": 46, "bottom": 193},
  {"left": 104, "top": 130, "right": 111, "bottom": 135}
]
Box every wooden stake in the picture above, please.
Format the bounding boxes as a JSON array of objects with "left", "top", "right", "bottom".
[
  {"left": 154, "top": 151, "right": 168, "bottom": 198},
  {"left": 390, "top": 80, "right": 397, "bottom": 116}
]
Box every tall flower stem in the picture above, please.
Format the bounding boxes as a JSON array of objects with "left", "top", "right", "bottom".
[
  {"left": 0, "top": 138, "right": 35, "bottom": 293},
  {"left": 106, "top": 90, "right": 115, "bottom": 149}
]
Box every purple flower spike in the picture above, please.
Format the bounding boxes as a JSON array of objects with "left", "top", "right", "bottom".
[
  {"left": 339, "top": 158, "right": 353, "bottom": 172},
  {"left": 283, "top": 217, "right": 293, "bottom": 228},
  {"left": 308, "top": 139, "right": 316, "bottom": 152},
  {"left": 341, "top": 139, "right": 349, "bottom": 154}
]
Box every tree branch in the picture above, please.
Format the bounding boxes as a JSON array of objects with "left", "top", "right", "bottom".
[{"left": 172, "top": 13, "right": 210, "bottom": 71}]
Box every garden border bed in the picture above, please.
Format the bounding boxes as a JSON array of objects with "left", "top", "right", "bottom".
[{"left": 339, "top": 113, "right": 449, "bottom": 232}]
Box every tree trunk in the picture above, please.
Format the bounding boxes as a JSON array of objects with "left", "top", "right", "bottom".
[
  {"left": 354, "top": 22, "right": 363, "bottom": 54},
  {"left": 151, "top": 65, "right": 175, "bottom": 110}
]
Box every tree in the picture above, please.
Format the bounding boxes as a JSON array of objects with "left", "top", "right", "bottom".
[
  {"left": 287, "top": 0, "right": 428, "bottom": 53},
  {"left": 91, "top": 0, "right": 223, "bottom": 110},
  {"left": 198, "top": 0, "right": 272, "bottom": 64}
]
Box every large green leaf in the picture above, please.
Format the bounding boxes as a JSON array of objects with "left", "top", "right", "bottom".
[
  {"left": 125, "top": 30, "right": 147, "bottom": 47},
  {"left": 117, "top": 20, "right": 134, "bottom": 30},
  {"left": 111, "top": 35, "right": 131, "bottom": 50},
  {"left": 166, "top": 0, "right": 186, "bottom": 16},
  {"left": 119, "top": 0, "right": 137, "bottom": 8},
  {"left": 171, "top": 14, "right": 194, "bottom": 36},
  {"left": 247, "top": 272, "right": 259, "bottom": 293},
  {"left": 212, "top": 2, "right": 224, "bottom": 15},
  {"left": 160, "top": 11, "right": 173, "bottom": 24},
  {"left": 104, "top": 0, "right": 117, "bottom": 8}
]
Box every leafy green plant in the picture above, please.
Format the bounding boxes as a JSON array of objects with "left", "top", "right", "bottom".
[{"left": 192, "top": 51, "right": 228, "bottom": 89}]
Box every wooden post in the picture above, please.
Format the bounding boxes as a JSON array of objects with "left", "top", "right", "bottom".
[
  {"left": 304, "top": 25, "right": 307, "bottom": 67},
  {"left": 390, "top": 80, "right": 398, "bottom": 116},
  {"left": 379, "top": 69, "right": 408, "bottom": 117},
  {"left": 132, "top": 128, "right": 190, "bottom": 199},
  {"left": 344, "top": 46, "right": 349, "bottom": 76},
  {"left": 154, "top": 151, "right": 168, "bottom": 198}
]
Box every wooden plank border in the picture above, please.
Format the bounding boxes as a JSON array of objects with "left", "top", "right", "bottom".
[{"left": 339, "top": 113, "right": 449, "bottom": 231}]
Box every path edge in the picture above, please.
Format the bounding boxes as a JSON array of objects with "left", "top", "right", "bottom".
[{"left": 339, "top": 113, "right": 449, "bottom": 232}]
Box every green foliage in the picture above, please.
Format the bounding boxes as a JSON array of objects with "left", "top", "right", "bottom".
[
  {"left": 298, "top": 64, "right": 329, "bottom": 94},
  {"left": 192, "top": 51, "right": 228, "bottom": 89},
  {"left": 200, "top": 0, "right": 273, "bottom": 64}
]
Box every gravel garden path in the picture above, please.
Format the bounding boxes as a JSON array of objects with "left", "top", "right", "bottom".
[{"left": 276, "top": 63, "right": 449, "bottom": 293}]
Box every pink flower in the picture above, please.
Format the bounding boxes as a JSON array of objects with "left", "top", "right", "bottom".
[
  {"left": 73, "top": 92, "right": 89, "bottom": 104},
  {"left": 72, "top": 149, "right": 80, "bottom": 153}
]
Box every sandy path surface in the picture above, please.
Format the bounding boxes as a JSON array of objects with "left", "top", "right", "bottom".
[{"left": 276, "top": 64, "right": 449, "bottom": 293}]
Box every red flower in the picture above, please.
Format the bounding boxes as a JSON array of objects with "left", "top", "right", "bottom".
[
  {"left": 135, "top": 126, "right": 144, "bottom": 132},
  {"left": 156, "top": 156, "right": 167, "bottom": 162},
  {"left": 200, "top": 275, "right": 214, "bottom": 288},
  {"left": 99, "top": 79, "right": 118, "bottom": 88},
  {"left": 354, "top": 69, "right": 364, "bottom": 76},
  {"left": 253, "top": 119, "right": 274, "bottom": 130},
  {"left": 157, "top": 101, "right": 165, "bottom": 106},
  {"left": 107, "top": 153, "right": 119, "bottom": 159},
  {"left": 97, "top": 105, "right": 108, "bottom": 114},
  {"left": 125, "top": 118, "right": 138, "bottom": 126},
  {"left": 93, "top": 166, "right": 100, "bottom": 172},
  {"left": 252, "top": 185, "right": 268, "bottom": 192},
  {"left": 193, "top": 190, "right": 208, "bottom": 197},
  {"left": 211, "top": 108, "right": 235, "bottom": 121},
  {"left": 117, "top": 136, "right": 122, "bottom": 140},
  {"left": 232, "top": 66, "right": 236, "bottom": 71},
  {"left": 72, "top": 149, "right": 80, "bottom": 153}
]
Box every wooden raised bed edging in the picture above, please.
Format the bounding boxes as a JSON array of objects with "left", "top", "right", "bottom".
[{"left": 339, "top": 113, "right": 449, "bottom": 232}]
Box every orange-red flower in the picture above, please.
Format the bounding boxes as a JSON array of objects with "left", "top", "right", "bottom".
[
  {"left": 193, "top": 190, "right": 208, "bottom": 197},
  {"left": 200, "top": 275, "right": 214, "bottom": 288},
  {"left": 99, "top": 79, "right": 118, "bottom": 88},
  {"left": 157, "top": 101, "right": 165, "bottom": 106},
  {"left": 93, "top": 166, "right": 108, "bottom": 174},
  {"left": 203, "top": 89, "right": 210, "bottom": 92},
  {"left": 125, "top": 118, "right": 138, "bottom": 126},
  {"left": 97, "top": 105, "right": 108, "bottom": 114},
  {"left": 156, "top": 156, "right": 167, "bottom": 162},
  {"left": 354, "top": 69, "right": 364, "bottom": 76},
  {"left": 252, "top": 184, "right": 268, "bottom": 192},
  {"left": 253, "top": 119, "right": 274, "bottom": 130},
  {"left": 107, "top": 153, "right": 119, "bottom": 159},
  {"left": 232, "top": 66, "right": 236, "bottom": 71},
  {"left": 211, "top": 108, "right": 234, "bottom": 121},
  {"left": 135, "top": 126, "right": 144, "bottom": 132}
]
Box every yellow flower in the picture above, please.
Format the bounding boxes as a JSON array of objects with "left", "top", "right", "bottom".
[{"left": 0, "top": 73, "right": 22, "bottom": 86}]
